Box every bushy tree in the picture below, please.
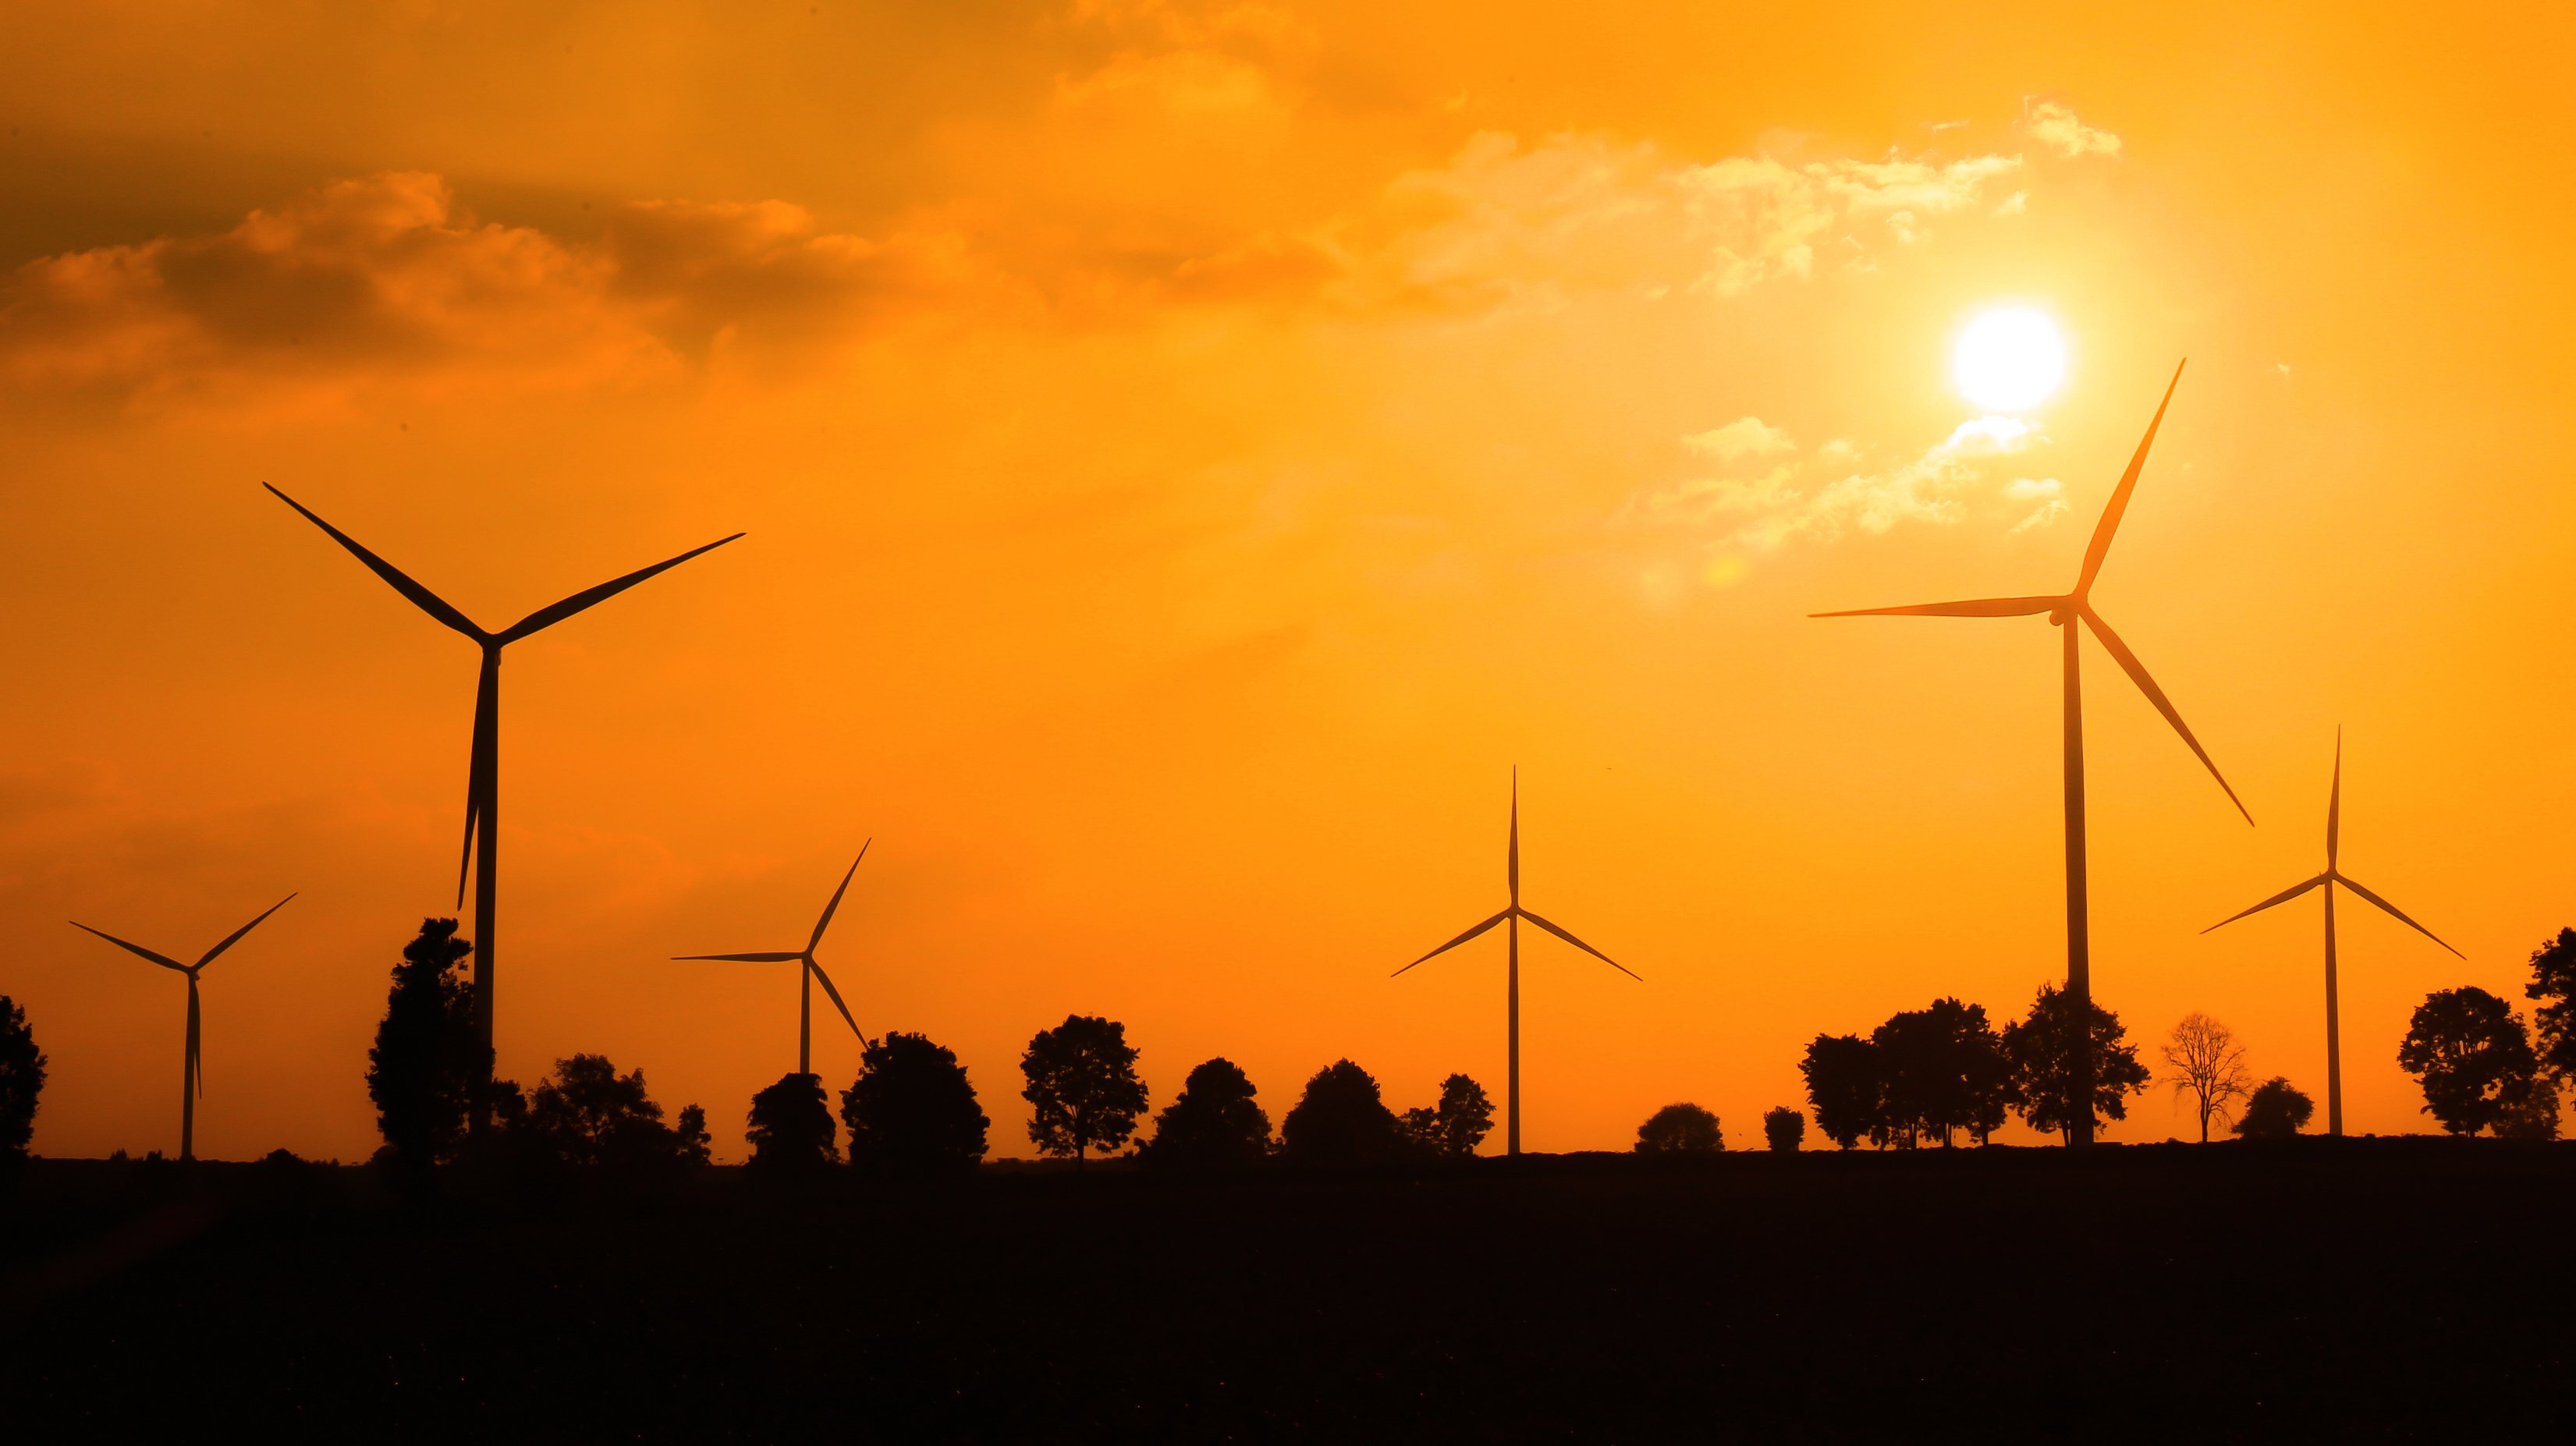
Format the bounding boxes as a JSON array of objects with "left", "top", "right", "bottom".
[
  {"left": 841, "top": 1031, "right": 988, "bottom": 1177},
  {"left": 1020, "top": 1015, "right": 1148, "bottom": 1168},
  {"left": 746, "top": 1072, "right": 839, "bottom": 1175},
  {"left": 2493, "top": 1070, "right": 2562, "bottom": 1141},
  {"left": 1400, "top": 1073, "right": 1495, "bottom": 1158},
  {"left": 2161, "top": 1012, "right": 2255, "bottom": 1143},
  {"left": 2398, "top": 987, "right": 2539, "bottom": 1136},
  {"left": 673, "top": 1104, "right": 712, "bottom": 1165},
  {"left": 1873, "top": 997, "right": 2012, "bottom": 1147},
  {"left": 523, "top": 1054, "right": 701, "bottom": 1171},
  {"left": 1141, "top": 1057, "right": 1272, "bottom": 1168},
  {"left": 2234, "top": 1077, "right": 2314, "bottom": 1139},
  {"left": 1800, "top": 1033, "right": 1882, "bottom": 1150},
  {"left": 1762, "top": 1105, "right": 1804, "bottom": 1152},
  {"left": 1280, "top": 1059, "right": 1403, "bottom": 1164},
  {"left": 2523, "top": 928, "right": 2576, "bottom": 1076},
  {"left": 2003, "top": 982, "right": 2150, "bottom": 1142},
  {"left": 1635, "top": 1103, "right": 1723, "bottom": 1152},
  {"left": 0, "top": 995, "right": 44, "bottom": 1169},
  {"left": 366, "top": 919, "right": 490, "bottom": 1171}
]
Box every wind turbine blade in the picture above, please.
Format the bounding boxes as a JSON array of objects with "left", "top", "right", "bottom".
[
  {"left": 264, "top": 484, "right": 488, "bottom": 641},
  {"left": 808, "top": 959, "right": 864, "bottom": 1040},
  {"left": 1811, "top": 595, "right": 2062, "bottom": 619},
  {"left": 495, "top": 533, "right": 746, "bottom": 644},
  {"left": 1393, "top": 909, "right": 1510, "bottom": 976},
  {"left": 196, "top": 893, "right": 296, "bottom": 968},
  {"left": 187, "top": 977, "right": 203, "bottom": 1097},
  {"left": 2327, "top": 727, "right": 2343, "bottom": 870},
  {"left": 2200, "top": 874, "right": 2327, "bottom": 933},
  {"left": 808, "top": 841, "right": 870, "bottom": 952},
  {"left": 1507, "top": 771, "right": 1519, "bottom": 907},
  {"left": 2073, "top": 360, "right": 2185, "bottom": 597},
  {"left": 672, "top": 951, "right": 806, "bottom": 962},
  {"left": 457, "top": 653, "right": 498, "bottom": 908},
  {"left": 2335, "top": 874, "right": 2464, "bottom": 959},
  {"left": 2079, "top": 604, "right": 2251, "bottom": 824},
  {"left": 1518, "top": 909, "right": 1642, "bottom": 980},
  {"left": 68, "top": 922, "right": 187, "bottom": 972}
]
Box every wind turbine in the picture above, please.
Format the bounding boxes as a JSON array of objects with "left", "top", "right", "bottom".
[
  {"left": 69, "top": 895, "right": 296, "bottom": 1161},
  {"left": 266, "top": 483, "right": 740, "bottom": 1131},
  {"left": 674, "top": 845, "right": 872, "bottom": 1076},
  {"left": 2203, "top": 729, "right": 2459, "bottom": 1136},
  {"left": 1813, "top": 363, "right": 2250, "bottom": 1146},
  {"left": 1393, "top": 772, "right": 1637, "bottom": 1157}
]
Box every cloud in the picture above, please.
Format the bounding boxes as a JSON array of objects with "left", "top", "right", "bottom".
[
  {"left": 1325, "top": 132, "right": 2028, "bottom": 313},
  {"left": 0, "top": 172, "right": 978, "bottom": 406},
  {"left": 1630, "top": 413, "right": 2069, "bottom": 563},
  {"left": 2022, "top": 100, "right": 2123, "bottom": 159},
  {"left": 1683, "top": 416, "right": 1794, "bottom": 462}
]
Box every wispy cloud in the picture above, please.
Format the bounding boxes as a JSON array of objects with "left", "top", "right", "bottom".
[
  {"left": 2022, "top": 99, "right": 2123, "bottom": 159},
  {"left": 1628, "top": 413, "right": 2070, "bottom": 571}
]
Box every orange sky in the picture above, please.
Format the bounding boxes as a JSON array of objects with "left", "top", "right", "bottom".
[{"left": 6, "top": 2, "right": 2574, "bottom": 1161}]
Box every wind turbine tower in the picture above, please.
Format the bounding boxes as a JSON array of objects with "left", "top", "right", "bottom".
[
  {"left": 69, "top": 894, "right": 296, "bottom": 1161},
  {"left": 1395, "top": 772, "right": 1637, "bottom": 1156},
  {"left": 1814, "top": 363, "right": 2249, "bottom": 1145}
]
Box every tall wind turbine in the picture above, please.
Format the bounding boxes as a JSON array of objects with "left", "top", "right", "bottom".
[
  {"left": 267, "top": 483, "right": 740, "bottom": 1130},
  {"left": 69, "top": 895, "right": 296, "bottom": 1161},
  {"left": 673, "top": 845, "right": 872, "bottom": 1076},
  {"left": 1813, "top": 363, "right": 2250, "bottom": 1146},
  {"left": 1394, "top": 773, "right": 1637, "bottom": 1157},
  {"left": 2203, "top": 729, "right": 2459, "bottom": 1136}
]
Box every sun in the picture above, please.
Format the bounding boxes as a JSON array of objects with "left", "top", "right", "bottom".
[{"left": 1953, "top": 307, "right": 2067, "bottom": 413}]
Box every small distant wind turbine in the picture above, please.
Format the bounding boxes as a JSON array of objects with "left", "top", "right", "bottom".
[
  {"left": 674, "top": 845, "right": 872, "bottom": 1076},
  {"left": 267, "top": 483, "right": 740, "bottom": 1132},
  {"left": 69, "top": 895, "right": 296, "bottom": 1161},
  {"left": 1394, "top": 773, "right": 1637, "bottom": 1157},
  {"left": 1814, "top": 363, "right": 2248, "bottom": 1146},
  {"left": 2203, "top": 730, "right": 2459, "bottom": 1136}
]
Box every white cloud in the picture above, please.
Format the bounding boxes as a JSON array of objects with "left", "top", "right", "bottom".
[
  {"left": 1630, "top": 410, "right": 2067, "bottom": 562},
  {"left": 2023, "top": 100, "right": 2123, "bottom": 159},
  {"left": 1682, "top": 416, "right": 1794, "bottom": 462}
]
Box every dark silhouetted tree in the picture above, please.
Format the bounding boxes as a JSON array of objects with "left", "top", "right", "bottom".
[
  {"left": 1635, "top": 1102, "right": 1722, "bottom": 1152},
  {"left": 747, "top": 1072, "right": 839, "bottom": 1175},
  {"left": 1763, "top": 1105, "right": 1804, "bottom": 1152},
  {"left": 2523, "top": 927, "right": 2576, "bottom": 1077},
  {"left": 1141, "top": 1057, "right": 1271, "bottom": 1168},
  {"left": 1020, "top": 1015, "right": 1148, "bottom": 1168},
  {"left": 1280, "top": 1059, "right": 1403, "bottom": 1164},
  {"left": 2161, "top": 1012, "right": 2255, "bottom": 1143},
  {"left": 1873, "top": 998, "right": 2012, "bottom": 1147},
  {"left": 2003, "top": 981, "right": 2150, "bottom": 1142},
  {"left": 673, "top": 1104, "right": 712, "bottom": 1165},
  {"left": 523, "top": 1054, "right": 699, "bottom": 1171},
  {"left": 2493, "top": 1070, "right": 2561, "bottom": 1140},
  {"left": 366, "top": 919, "right": 489, "bottom": 1171},
  {"left": 2234, "top": 1077, "right": 2313, "bottom": 1139},
  {"left": 841, "top": 1031, "right": 988, "bottom": 1177},
  {"left": 0, "top": 995, "right": 44, "bottom": 1170},
  {"left": 2398, "top": 987, "right": 2539, "bottom": 1136},
  {"left": 1801, "top": 1033, "right": 1882, "bottom": 1150},
  {"left": 1405, "top": 1073, "right": 1494, "bottom": 1158}
]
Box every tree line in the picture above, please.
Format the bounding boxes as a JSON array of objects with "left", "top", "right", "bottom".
[{"left": 8, "top": 922, "right": 2576, "bottom": 1177}]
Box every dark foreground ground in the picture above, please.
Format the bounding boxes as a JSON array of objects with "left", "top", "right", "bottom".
[{"left": 3, "top": 1139, "right": 2571, "bottom": 1441}]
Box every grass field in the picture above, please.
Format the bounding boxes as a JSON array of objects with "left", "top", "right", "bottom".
[{"left": 5, "top": 1140, "right": 2570, "bottom": 1441}]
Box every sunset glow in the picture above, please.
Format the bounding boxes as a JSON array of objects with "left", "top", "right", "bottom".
[
  {"left": 1953, "top": 307, "right": 2068, "bottom": 413},
  {"left": 3, "top": 2, "right": 2572, "bottom": 1171}
]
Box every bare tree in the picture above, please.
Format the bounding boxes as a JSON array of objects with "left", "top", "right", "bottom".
[{"left": 2162, "top": 1012, "right": 2254, "bottom": 1143}]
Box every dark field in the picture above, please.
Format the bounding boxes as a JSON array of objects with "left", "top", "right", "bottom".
[{"left": 4, "top": 1141, "right": 2570, "bottom": 1441}]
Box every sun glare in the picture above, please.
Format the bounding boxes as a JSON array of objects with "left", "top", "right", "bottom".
[{"left": 1953, "top": 307, "right": 2067, "bottom": 413}]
